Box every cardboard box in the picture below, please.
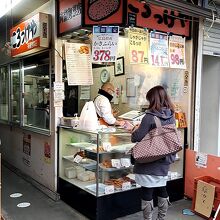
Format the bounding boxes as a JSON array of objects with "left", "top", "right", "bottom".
[{"left": 195, "top": 180, "right": 215, "bottom": 218}]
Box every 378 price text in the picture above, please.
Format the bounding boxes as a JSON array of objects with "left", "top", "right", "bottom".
[{"left": 93, "top": 50, "right": 115, "bottom": 62}]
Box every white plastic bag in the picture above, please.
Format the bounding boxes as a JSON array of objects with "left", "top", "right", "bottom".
[{"left": 79, "top": 101, "right": 99, "bottom": 131}]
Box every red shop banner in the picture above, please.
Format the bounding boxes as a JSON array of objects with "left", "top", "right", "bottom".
[
  {"left": 58, "top": 0, "right": 82, "bottom": 35},
  {"left": 83, "top": 0, "right": 125, "bottom": 25},
  {"left": 127, "top": 0, "right": 190, "bottom": 37},
  {"left": 10, "top": 13, "right": 50, "bottom": 57}
]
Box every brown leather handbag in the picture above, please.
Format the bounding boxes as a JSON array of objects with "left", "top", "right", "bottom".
[{"left": 131, "top": 116, "right": 182, "bottom": 163}]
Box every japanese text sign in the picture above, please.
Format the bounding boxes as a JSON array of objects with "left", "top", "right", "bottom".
[
  {"left": 128, "top": 27, "right": 149, "bottom": 64},
  {"left": 10, "top": 13, "right": 50, "bottom": 57},
  {"left": 150, "top": 32, "right": 169, "bottom": 67},
  {"left": 195, "top": 180, "right": 215, "bottom": 218},
  {"left": 65, "top": 42, "right": 93, "bottom": 85},
  {"left": 58, "top": 0, "right": 81, "bottom": 35},
  {"left": 169, "top": 35, "right": 186, "bottom": 69},
  {"left": 127, "top": 0, "right": 190, "bottom": 37},
  {"left": 92, "top": 26, "right": 119, "bottom": 63}
]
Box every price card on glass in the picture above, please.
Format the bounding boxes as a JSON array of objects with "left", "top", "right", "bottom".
[
  {"left": 169, "top": 35, "right": 186, "bottom": 69},
  {"left": 102, "top": 142, "right": 112, "bottom": 152},
  {"left": 120, "top": 158, "right": 131, "bottom": 168},
  {"left": 128, "top": 27, "right": 149, "bottom": 64},
  {"left": 122, "top": 182, "right": 131, "bottom": 191},
  {"left": 105, "top": 185, "right": 114, "bottom": 194},
  {"left": 111, "top": 159, "right": 121, "bottom": 169},
  {"left": 92, "top": 26, "right": 119, "bottom": 63},
  {"left": 150, "top": 32, "right": 169, "bottom": 67},
  {"left": 73, "top": 155, "right": 83, "bottom": 163}
]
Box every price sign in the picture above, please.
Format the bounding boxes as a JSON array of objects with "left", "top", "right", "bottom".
[
  {"left": 73, "top": 155, "right": 83, "bottom": 163},
  {"left": 120, "top": 158, "right": 131, "bottom": 168},
  {"left": 92, "top": 26, "right": 119, "bottom": 63},
  {"left": 150, "top": 32, "right": 169, "bottom": 67},
  {"left": 105, "top": 185, "right": 114, "bottom": 194},
  {"left": 129, "top": 27, "right": 149, "bottom": 64},
  {"left": 111, "top": 159, "right": 121, "bottom": 169},
  {"left": 169, "top": 35, "right": 186, "bottom": 69},
  {"left": 122, "top": 182, "right": 131, "bottom": 191},
  {"left": 102, "top": 142, "right": 112, "bottom": 152}
]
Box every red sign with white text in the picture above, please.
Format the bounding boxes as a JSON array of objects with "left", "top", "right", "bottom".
[
  {"left": 10, "top": 13, "right": 50, "bottom": 57},
  {"left": 127, "top": 0, "right": 190, "bottom": 37},
  {"left": 83, "top": 0, "right": 124, "bottom": 25},
  {"left": 58, "top": 0, "right": 82, "bottom": 35}
]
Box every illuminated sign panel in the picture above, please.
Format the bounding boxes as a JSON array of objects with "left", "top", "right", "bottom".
[{"left": 10, "top": 13, "right": 50, "bottom": 57}]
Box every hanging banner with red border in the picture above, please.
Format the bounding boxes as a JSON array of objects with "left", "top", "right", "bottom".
[
  {"left": 92, "top": 26, "right": 119, "bottom": 63},
  {"left": 169, "top": 35, "right": 186, "bottom": 69},
  {"left": 127, "top": 0, "right": 190, "bottom": 37},
  {"left": 128, "top": 27, "right": 149, "bottom": 64},
  {"left": 150, "top": 32, "right": 169, "bottom": 67},
  {"left": 10, "top": 13, "right": 50, "bottom": 57},
  {"left": 58, "top": 0, "right": 82, "bottom": 35},
  {"left": 83, "top": 0, "right": 125, "bottom": 25}
]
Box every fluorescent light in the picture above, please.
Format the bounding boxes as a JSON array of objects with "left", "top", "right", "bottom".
[
  {"left": 0, "top": 0, "right": 22, "bottom": 18},
  {"left": 23, "top": 65, "right": 37, "bottom": 70},
  {"left": 11, "top": 64, "right": 37, "bottom": 73}
]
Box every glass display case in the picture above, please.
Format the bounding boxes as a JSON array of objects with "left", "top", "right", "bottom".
[
  {"left": 59, "top": 126, "right": 138, "bottom": 197},
  {"left": 58, "top": 126, "right": 186, "bottom": 220}
]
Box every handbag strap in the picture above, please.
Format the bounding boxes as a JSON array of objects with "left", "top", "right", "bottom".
[
  {"left": 153, "top": 116, "right": 163, "bottom": 134},
  {"left": 153, "top": 115, "right": 178, "bottom": 134},
  {"left": 154, "top": 116, "right": 162, "bottom": 127}
]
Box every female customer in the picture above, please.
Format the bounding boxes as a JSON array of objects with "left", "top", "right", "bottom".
[{"left": 130, "top": 85, "right": 176, "bottom": 220}]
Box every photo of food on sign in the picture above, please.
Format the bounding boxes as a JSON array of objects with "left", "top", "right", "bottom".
[{"left": 78, "top": 46, "right": 89, "bottom": 54}]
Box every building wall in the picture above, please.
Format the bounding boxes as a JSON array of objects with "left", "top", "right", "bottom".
[{"left": 200, "top": 55, "right": 220, "bottom": 155}]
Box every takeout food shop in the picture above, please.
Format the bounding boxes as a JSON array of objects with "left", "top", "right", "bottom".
[{"left": 56, "top": 0, "right": 192, "bottom": 219}]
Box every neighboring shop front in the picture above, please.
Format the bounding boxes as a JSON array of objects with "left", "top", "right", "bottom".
[{"left": 0, "top": 0, "right": 60, "bottom": 200}]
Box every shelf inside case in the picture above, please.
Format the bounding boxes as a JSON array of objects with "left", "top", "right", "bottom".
[
  {"left": 66, "top": 142, "right": 97, "bottom": 150},
  {"left": 99, "top": 164, "right": 133, "bottom": 172},
  {"left": 63, "top": 155, "right": 97, "bottom": 170}
]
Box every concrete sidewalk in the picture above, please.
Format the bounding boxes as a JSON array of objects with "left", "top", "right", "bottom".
[{"left": 2, "top": 165, "right": 203, "bottom": 220}]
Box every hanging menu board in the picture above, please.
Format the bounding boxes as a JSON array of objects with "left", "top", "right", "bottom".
[
  {"left": 169, "top": 35, "right": 186, "bottom": 69},
  {"left": 65, "top": 42, "right": 93, "bottom": 85},
  {"left": 128, "top": 27, "right": 149, "bottom": 64},
  {"left": 150, "top": 32, "right": 169, "bottom": 67},
  {"left": 92, "top": 26, "right": 119, "bottom": 63}
]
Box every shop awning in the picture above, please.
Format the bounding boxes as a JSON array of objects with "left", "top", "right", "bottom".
[{"left": 144, "top": 0, "right": 217, "bottom": 19}]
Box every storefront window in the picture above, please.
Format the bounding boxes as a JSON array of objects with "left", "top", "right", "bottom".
[
  {"left": 0, "top": 66, "right": 9, "bottom": 121},
  {"left": 11, "top": 63, "right": 21, "bottom": 124},
  {"left": 23, "top": 52, "right": 50, "bottom": 130}
]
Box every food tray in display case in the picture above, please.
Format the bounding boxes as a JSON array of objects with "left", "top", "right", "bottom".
[
  {"left": 66, "top": 142, "right": 97, "bottom": 150},
  {"left": 99, "top": 164, "right": 133, "bottom": 171},
  {"left": 111, "top": 143, "right": 135, "bottom": 153},
  {"left": 85, "top": 183, "right": 106, "bottom": 195},
  {"left": 63, "top": 155, "right": 97, "bottom": 169},
  {"left": 85, "top": 143, "right": 135, "bottom": 154}
]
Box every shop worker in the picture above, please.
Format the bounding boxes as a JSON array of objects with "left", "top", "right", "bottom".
[{"left": 94, "top": 82, "right": 125, "bottom": 126}]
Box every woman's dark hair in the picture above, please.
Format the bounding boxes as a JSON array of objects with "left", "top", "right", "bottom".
[{"left": 146, "top": 85, "right": 174, "bottom": 112}]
